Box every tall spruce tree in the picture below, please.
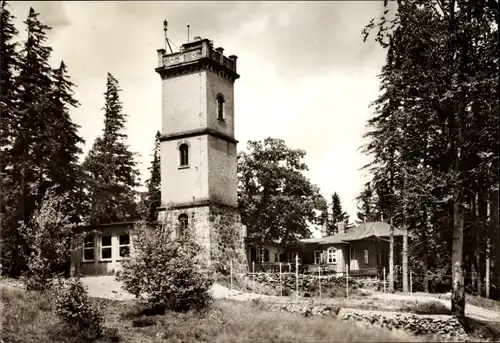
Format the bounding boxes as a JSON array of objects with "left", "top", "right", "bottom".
[
  {"left": 355, "top": 182, "right": 380, "bottom": 223},
  {"left": 144, "top": 131, "right": 161, "bottom": 221},
  {"left": 328, "top": 192, "right": 349, "bottom": 235},
  {"left": 48, "top": 61, "right": 85, "bottom": 221},
  {"left": 83, "top": 73, "right": 140, "bottom": 224},
  {"left": 5, "top": 7, "right": 55, "bottom": 276},
  {"left": 0, "top": 0, "right": 21, "bottom": 276},
  {"left": 12, "top": 7, "right": 54, "bottom": 225},
  {"left": 362, "top": 0, "right": 498, "bottom": 313}
]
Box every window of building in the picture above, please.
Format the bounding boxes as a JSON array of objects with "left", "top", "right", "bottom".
[
  {"left": 83, "top": 234, "right": 95, "bottom": 261},
  {"left": 179, "top": 144, "right": 189, "bottom": 167},
  {"left": 119, "top": 233, "right": 131, "bottom": 258},
  {"left": 263, "top": 249, "right": 269, "bottom": 262},
  {"left": 327, "top": 247, "right": 337, "bottom": 264},
  {"left": 314, "top": 251, "right": 323, "bottom": 264},
  {"left": 177, "top": 214, "right": 188, "bottom": 237},
  {"left": 216, "top": 94, "right": 225, "bottom": 120},
  {"left": 101, "top": 235, "right": 112, "bottom": 260},
  {"left": 364, "top": 249, "right": 369, "bottom": 265},
  {"left": 287, "top": 252, "right": 298, "bottom": 263}
]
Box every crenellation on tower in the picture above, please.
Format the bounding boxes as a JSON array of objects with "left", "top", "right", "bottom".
[{"left": 156, "top": 38, "right": 238, "bottom": 80}]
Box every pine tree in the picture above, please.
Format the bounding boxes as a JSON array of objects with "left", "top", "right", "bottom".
[
  {"left": 355, "top": 182, "right": 380, "bottom": 223},
  {"left": 328, "top": 192, "right": 349, "bottom": 235},
  {"left": 48, "top": 61, "right": 85, "bottom": 221},
  {"left": 0, "top": 0, "right": 21, "bottom": 276},
  {"left": 83, "top": 73, "right": 140, "bottom": 225},
  {"left": 144, "top": 131, "right": 161, "bottom": 221},
  {"left": 5, "top": 7, "right": 55, "bottom": 276},
  {"left": 362, "top": 0, "right": 498, "bottom": 312},
  {"left": 12, "top": 7, "right": 54, "bottom": 225}
]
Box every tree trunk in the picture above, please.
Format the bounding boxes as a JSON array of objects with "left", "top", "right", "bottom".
[
  {"left": 402, "top": 224, "right": 408, "bottom": 293},
  {"left": 423, "top": 227, "right": 429, "bottom": 293},
  {"left": 485, "top": 237, "right": 490, "bottom": 299},
  {"left": 478, "top": 188, "right": 488, "bottom": 296},
  {"left": 402, "top": 169, "right": 408, "bottom": 293},
  {"left": 389, "top": 214, "right": 395, "bottom": 293},
  {"left": 451, "top": 200, "right": 465, "bottom": 317}
]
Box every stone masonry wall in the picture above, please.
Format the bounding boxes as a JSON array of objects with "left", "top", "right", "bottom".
[
  {"left": 209, "top": 204, "right": 248, "bottom": 273},
  {"left": 164, "top": 207, "right": 211, "bottom": 265},
  {"left": 163, "top": 204, "right": 248, "bottom": 273}
]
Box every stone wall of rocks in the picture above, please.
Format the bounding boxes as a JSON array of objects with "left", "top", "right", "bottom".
[
  {"left": 267, "top": 303, "right": 341, "bottom": 317},
  {"left": 246, "top": 272, "right": 361, "bottom": 297},
  {"left": 340, "top": 311, "right": 469, "bottom": 342},
  {"left": 263, "top": 303, "right": 469, "bottom": 342}
]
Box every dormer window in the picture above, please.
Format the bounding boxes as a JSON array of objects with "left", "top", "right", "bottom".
[
  {"left": 179, "top": 144, "right": 189, "bottom": 167},
  {"left": 216, "top": 94, "right": 225, "bottom": 120}
]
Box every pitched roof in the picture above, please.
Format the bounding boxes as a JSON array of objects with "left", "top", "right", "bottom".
[{"left": 300, "top": 221, "right": 404, "bottom": 245}]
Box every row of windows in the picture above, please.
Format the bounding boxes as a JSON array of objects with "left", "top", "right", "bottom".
[
  {"left": 313, "top": 248, "right": 369, "bottom": 265},
  {"left": 83, "top": 233, "right": 131, "bottom": 262},
  {"left": 82, "top": 215, "right": 189, "bottom": 262},
  {"left": 314, "top": 248, "right": 338, "bottom": 264}
]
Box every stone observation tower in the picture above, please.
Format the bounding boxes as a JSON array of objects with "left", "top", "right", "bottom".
[{"left": 155, "top": 23, "right": 247, "bottom": 272}]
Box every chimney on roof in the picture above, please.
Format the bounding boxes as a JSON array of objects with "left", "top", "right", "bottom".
[
  {"left": 337, "top": 222, "right": 346, "bottom": 235},
  {"left": 321, "top": 220, "right": 328, "bottom": 238}
]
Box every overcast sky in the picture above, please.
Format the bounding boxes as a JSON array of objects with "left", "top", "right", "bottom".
[{"left": 10, "top": 1, "right": 388, "bottom": 224}]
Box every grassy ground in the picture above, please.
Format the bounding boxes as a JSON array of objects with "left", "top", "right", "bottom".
[
  {"left": 1, "top": 287, "right": 429, "bottom": 343},
  {"left": 466, "top": 295, "right": 500, "bottom": 312}
]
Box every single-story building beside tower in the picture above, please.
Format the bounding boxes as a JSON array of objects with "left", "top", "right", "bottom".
[
  {"left": 245, "top": 221, "right": 404, "bottom": 277},
  {"left": 70, "top": 218, "right": 157, "bottom": 276}
]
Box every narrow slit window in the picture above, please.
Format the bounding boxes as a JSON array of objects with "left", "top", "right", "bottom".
[
  {"left": 179, "top": 144, "right": 189, "bottom": 166},
  {"left": 177, "top": 214, "right": 188, "bottom": 237},
  {"left": 217, "top": 94, "right": 225, "bottom": 120}
]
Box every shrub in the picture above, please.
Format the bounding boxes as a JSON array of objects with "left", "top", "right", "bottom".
[
  {"left": 413, "top": 300, "right": 451, "bottom": 315},
  {"left": 53, "top": 277, "right": 104, "bottom": 340},
  {"left": 19, "top": 189, "right": 80, "bottom": 291},
  {"left": 132, "top": 316, "right": 156, "bottom": 327},
  {"left": 117, "top": 216, "right": 214, "bottom": 312}
]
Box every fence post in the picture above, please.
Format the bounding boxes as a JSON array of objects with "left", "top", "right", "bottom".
[
  {"left": 383, "top": 267, "right": 386, "bottom": 293},
  {"left": 295, "top": 255, "right": 299, "bottom": 300},
  {"left": 252, "top": 261, "right": 255, "bottom": 294},
  {"left": 230, "top": 260, "right": 233, "bottom": 291},
  {"left": 319, "top": 265, "right": 322, "bottom": 299},
  {"left": 279, "top": 262, "right": 283, "bottom": 297},
  {"left": 346, "top": 264, "right": 349, "bottom": 298}
]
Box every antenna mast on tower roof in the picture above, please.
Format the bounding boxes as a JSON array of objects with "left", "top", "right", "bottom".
[{"left": 163, "top": 20, "right": 174, "bottom": 54}]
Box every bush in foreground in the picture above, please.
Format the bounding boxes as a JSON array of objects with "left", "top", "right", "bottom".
[
  {"left": 117, "top": 218, "right": 214, "bottom": 312},
  {"left": 19, "top": 190, "right": 80, "bottom": 291},
  {"left": 53, "top": 277, "right": 104, "bottom": 340}
]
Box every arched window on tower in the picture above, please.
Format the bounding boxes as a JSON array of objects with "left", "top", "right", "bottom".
[
  {"left": 179, "top": 144, "right": 189, "bottom": 167},
  {"left": 177, "top": 213, "right": 188, "bottom": 237},
  {"left": 216, "top": 94, "right": 225, "bottom": 120}
]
